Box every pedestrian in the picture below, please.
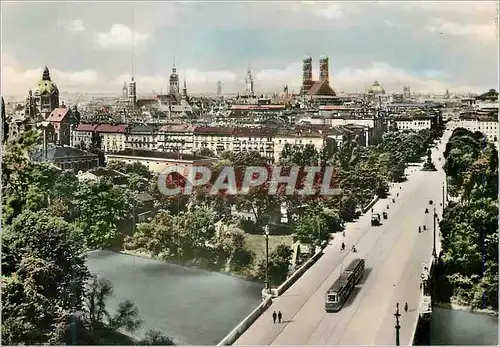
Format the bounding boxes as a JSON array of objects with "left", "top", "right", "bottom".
[
  {"left": 341, "top": 242, "right": 345, "bottom": 251},
  {"left": 278, "top": 311, "right": 282, "bottom": 323},
  {"left": 404, "top": 302, "right": 408, "bottom": 313},
  {"left": 272, "top": 311, "right": 277, "bottom": 324},
  {"left": 342, "top": 231, "right": 345, "bottom": 237}
]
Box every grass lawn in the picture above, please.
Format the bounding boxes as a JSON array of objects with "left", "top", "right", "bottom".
[{"left": 245, "top": 234, "right": 294, "bottom": 263}]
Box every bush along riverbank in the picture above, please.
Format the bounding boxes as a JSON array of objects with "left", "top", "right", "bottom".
[{"left": 436, "top": 128, "right": 498, "bottom": 313}]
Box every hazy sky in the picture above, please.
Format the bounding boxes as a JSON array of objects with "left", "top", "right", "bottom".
[{"left": 1, "top": 1, "right": 498, "bottom": 97}]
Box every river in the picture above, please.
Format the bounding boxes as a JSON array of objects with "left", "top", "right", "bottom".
[
  {"left": 86, "top": 250, "right": 262, "bottom": 345},
  {"left": 87, "top": 251, "right": 498, "bottom": 345},
  {"left": 430, "top": 307, "right": 498, "bottom": 345}
]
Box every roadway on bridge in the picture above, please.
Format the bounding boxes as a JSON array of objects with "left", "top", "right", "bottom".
[{"left": 234, "top": 131, "right": 451, "bottom": 346}]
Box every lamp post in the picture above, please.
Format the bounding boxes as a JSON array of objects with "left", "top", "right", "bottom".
[
  {"left": 264, "top": 225, "right": 270, "bottom": 292},
  {"left": 394, "top": 302, "right": 401, "bottom": 346},
  {"left": 432, "top": 206, "right": 437, "bottom": 259},
  {"left": 442, "top": 181, "right": 445, "bottom": 214}
]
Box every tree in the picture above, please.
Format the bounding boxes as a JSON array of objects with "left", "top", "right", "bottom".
[
  {"left": 137, "top": 330, "right": 176, "bottom": 345},
  {"left": 1, "top": 211, "right": 90, "bottom": 345},
  {"left": 194, "top": 147, "right": 216, "bottom": 157},
  {"left": 74, "top": 180, "right": 130, "bottom": 249},
  {"left": 256, "top": 244, "right": 293, "bottom": 286}
]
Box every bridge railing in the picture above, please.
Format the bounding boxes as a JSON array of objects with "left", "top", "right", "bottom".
[{"left": 217, "top": 295, "right": 273, "bottom": 346}]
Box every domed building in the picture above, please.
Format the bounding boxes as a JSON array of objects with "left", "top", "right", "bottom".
[
  {"left": 34, "top": 66, "right": 60, "bottom": 119},
  {"left": 368, "top": 80, "right": 385, "bottom": 96},
  {"left": 367, "top": 80, "right": 387, "bottom": 108}
]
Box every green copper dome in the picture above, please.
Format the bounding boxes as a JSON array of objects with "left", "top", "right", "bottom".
[
  {"left": 34, "top": 66, "right": 59, "bottom": 96},
  {"left": 368, "top": 80, "right": 385, "bottom": 95}
]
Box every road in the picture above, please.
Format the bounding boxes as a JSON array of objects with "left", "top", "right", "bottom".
[{"left": 234, "top": 130, "right": 451, "bottom": 346}]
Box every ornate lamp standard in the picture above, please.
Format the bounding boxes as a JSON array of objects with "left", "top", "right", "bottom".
[
  {"left": 429, "top": 200, "right": 437, "bottom": 259},
  {"left": 394, "top": 302, "right": 401, "bottom": 346},
  {"left": 264, "top": 225, "right": 270, "bottom": 293}
]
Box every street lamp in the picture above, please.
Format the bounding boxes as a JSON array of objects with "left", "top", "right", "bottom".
[
  {"left": 429, "top": 200, "right": 437, "bottom": 259},
  {"left": 264, "top": 225, "right": 270, "bottom": 292},
  {"left": 394, "top": 302, "right": 401, "bottom": 346}
]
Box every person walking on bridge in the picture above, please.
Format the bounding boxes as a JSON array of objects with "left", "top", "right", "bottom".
[
  {"left": 404, "top": 302, "right": 408, "bottom": 313},
  {"left": 272, "top": 311, "right": 277, "bottom": 324},
  {"left": 278, "top": 311, "right": 282, "bottom": 323}
]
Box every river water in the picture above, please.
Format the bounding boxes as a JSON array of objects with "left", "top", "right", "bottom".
[
  {"left": 86, "top": 250, "right": 262, "bottom": 345},
  {"left": 87, "top": 251, "right": 498, "bottom": 345},
  {"left": 430, "top": 307, "right": 498, "bottom": 345}
]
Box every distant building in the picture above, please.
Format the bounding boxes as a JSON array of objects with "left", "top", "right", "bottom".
[
  {"left": 95, "top": 124, "right": 128, "bottom": 153},
  {"left": 106, "top": 149, "right": 216, "bottom": 174},
  {"left": 394, "top": 115, "right": 433, "bottom": 131},
  {"left": 158, "top": 124, "right": 197, "bottom": 153},
  {"left": 217, "top": 81, "right": 222, "bottom": 97},
  {"left": 245, "top": 66, "right": 254, "bottom": 96},
  {"left": 34, "top": 66, "right": 60, "bottom": 119},
  {"left": 71, "top": 123, "right": 99, "bottom": 149},
  {"left": 319, "top": 56, "right": 329, "bottom": 84},
  {"left": 31, "top": 144, "right": 99, "bottom": 171},
  {"left": 169, "top": 64, "right": 180, "bottom": 96},
  {"left": 122, "top": 82, "right": 128, "bottom": 99},
  {"left": 125, "top": 125, "right": 160, "bottom": 150},
  {"left": 128, "top": 78, "right": 137, "bottom": 107},
  {"left": 301, "top": 55, "right": 336, "bottom": 102},
  {"left": 47, "top": 106, "right": 79, "bottom": 145}
]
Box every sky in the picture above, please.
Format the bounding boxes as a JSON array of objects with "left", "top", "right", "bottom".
[{"left": 1, "top": 1, "right": 498, "bottom": 97}]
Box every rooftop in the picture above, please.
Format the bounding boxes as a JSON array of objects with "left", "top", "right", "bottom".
[{"left": 108, "top": 149, "right": 215, "bottom": 161}]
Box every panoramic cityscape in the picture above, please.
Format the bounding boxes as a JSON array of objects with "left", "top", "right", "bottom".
[{"left": 1, "top": 1, "right": 498, "bottom": 346}]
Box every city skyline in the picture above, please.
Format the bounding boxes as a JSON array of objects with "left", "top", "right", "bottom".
[{"left": 1, "top": 1, "right": 498, "bottom": 97}]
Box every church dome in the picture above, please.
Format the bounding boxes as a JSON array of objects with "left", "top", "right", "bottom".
[
  {"left": 368, "top": 80, "right": 385, "bottom": 95},
  {"left": 34, "top": 66, "right": 59, "bottom": 96}
]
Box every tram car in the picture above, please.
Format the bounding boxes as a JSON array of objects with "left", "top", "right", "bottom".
[{"left": 325, "top": 258, "right": 365, "bottom": 312}]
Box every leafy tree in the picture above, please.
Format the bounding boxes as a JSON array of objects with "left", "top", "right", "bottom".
[
  {"left": 74, "top": 180, "right": 130, "bottom": 249},
  {"left": 256, "top": 244, "right": 293, "bottom": 286},
  {"left": 1, "top": 211, "right": 90, "bottom": 345},
  {"left": 137, "top": 330, "right": 176, "bottom": 345},
  {"left": 194, "top": 147, "right": 216, "bottom": 157}
]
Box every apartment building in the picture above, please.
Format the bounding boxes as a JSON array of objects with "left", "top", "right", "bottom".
[
  {"left": 70, "top": 123, "right": 98, "bottom": 148},
  {"left": 125, "top": 125, "right": 160, "bottom": 150},
  {"left": 394, "top": 116, "right": 432, "bottom": 131},
  {"left": 193, "top": 127, "right": 234, "bottom": 154},
  {"left": 232, "top": 127, "right": 276, "bottom": 162},
  {"left": 95, "top": 124, "right": 128, "bottom": 153},
  {"left": 274, "top": 128, "right": 326, "bottom": 163},
  {"left": 456, "top": 114, "right": 498, "bottom": 142},
  {"left": 158, "top": 124, "right": 196, "bottom": 153}
]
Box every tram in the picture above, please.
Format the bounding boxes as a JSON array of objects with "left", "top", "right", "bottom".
[{"left": 325, "top": 258, "right": 365, "bottom": 312}]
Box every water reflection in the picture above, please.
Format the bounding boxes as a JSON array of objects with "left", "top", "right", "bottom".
[
  {"left": 87, "top": 250, "right": 262, "bottom": 345},
  {"left": 430, "top": 307, "right": 498, "bottom": 345}
]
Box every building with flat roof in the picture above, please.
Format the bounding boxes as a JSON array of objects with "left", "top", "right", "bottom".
[{"left": 106, "top": 149, "right": 216, "bottom": 174}]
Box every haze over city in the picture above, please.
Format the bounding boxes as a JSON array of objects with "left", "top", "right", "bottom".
[{"left": 1, "top": 1, "right": 498, "bottom": 97}]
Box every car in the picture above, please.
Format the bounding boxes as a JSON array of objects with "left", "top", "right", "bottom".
[{"left": 371, "top": 213, "right": 381, "bottom": 226}]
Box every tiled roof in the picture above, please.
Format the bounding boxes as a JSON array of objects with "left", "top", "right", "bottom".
[
  {"left": 32, "top": 145, "right": 98, "bottom": 162},
  {"left": 75, "top": 123, "right": 99, "bottom": 132},
  {"left": 108, "top": 149, "right": 216, "bottom": 161},
  {"left": 230, "top": 104, "right": 286, "bottom": 111},
  {"left": 233, "top": 127, "right": 277, "bottom": 137},
  {"left": 47, "top": 107, "right": 69, "bottom": 122},
  {"left": 95, "top": 124, "right": 128, "bottom": 133},
  {"left": 128, "top": 125, "right": 158, "bottom": 133},
  {"left": 194, "top": 127, "right": 235, "bottom": 135},
  {"left": 159, "top": 124, "right": 197, "bottom": 133},
  {"left": 306, "top": 81, "right": 336, "bottom": 97}
]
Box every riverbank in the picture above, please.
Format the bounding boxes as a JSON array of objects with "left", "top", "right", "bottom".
[
  {"left": 435, "top": 302, "right": 498, "bottom": 316},
  {"left": 119, "top": 249, "right": 261, "bottom": 284}
]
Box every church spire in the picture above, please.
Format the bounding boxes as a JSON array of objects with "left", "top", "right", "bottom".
[{"left": 42, "top": 66, "right": 51, "bottom": 81}]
